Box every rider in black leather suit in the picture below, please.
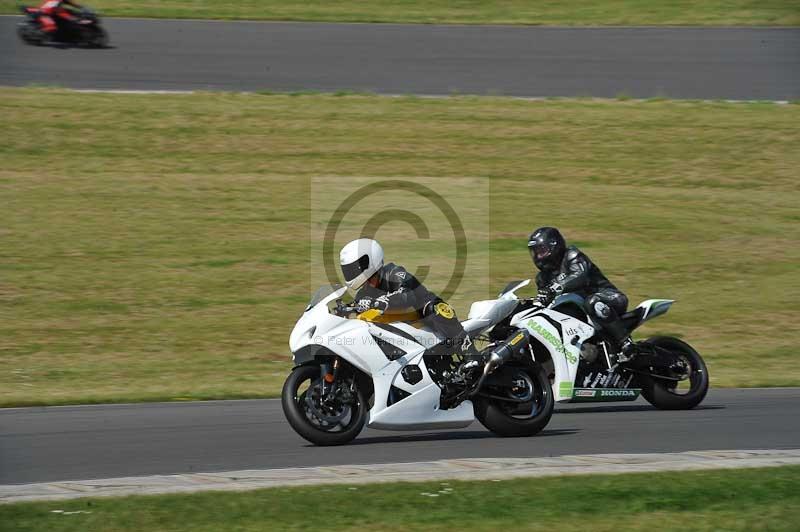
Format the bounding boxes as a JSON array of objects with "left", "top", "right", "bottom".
[
  {"left": 353, "top": 262, "right": 478, "bottom": 359},
  {"left": 528, "top": 227, "right": 634, "bottom": 354}
]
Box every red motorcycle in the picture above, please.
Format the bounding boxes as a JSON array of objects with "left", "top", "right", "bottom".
[{"left": 17, "top": 4, "right": 109, "bottom": 48}]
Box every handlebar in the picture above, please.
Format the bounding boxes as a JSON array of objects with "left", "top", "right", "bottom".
[{"left": 334, "top": 300, "right": 359, "bottom": 317}]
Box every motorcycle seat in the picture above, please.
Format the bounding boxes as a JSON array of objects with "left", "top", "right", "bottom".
[
  {"left": 620, "top": 307, "right": 646, "bottom": 331},
  {"left": 461, "top": 317, "right": 493, "bottom": 337}
]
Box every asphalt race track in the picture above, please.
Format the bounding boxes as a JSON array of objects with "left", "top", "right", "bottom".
[
  {"left": 2, "top": 17, "right": 799, "bottom": 99},
  {"left": 2, "top": 388, "right": 798, "bottom": 485},
  {"left": 2, "top": 17, "right": 799, "bottom": 492}
]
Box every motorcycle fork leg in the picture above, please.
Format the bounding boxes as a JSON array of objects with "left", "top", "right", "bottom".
[{"left": 321, "top": 358, "right": 341, "bottom": 401}]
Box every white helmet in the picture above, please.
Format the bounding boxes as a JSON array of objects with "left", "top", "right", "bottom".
[{"left": 339, "top": 238, "right": 384, "bottom": 291}]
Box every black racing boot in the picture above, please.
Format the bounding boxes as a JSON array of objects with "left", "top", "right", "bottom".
[
  {"left": 618, "top": 337, "right": 636, "bottom": 361},
  {"left": 456, "top": 337, "right": 484, "bottom": 377},
  {"left": 605, "top": 320, "right": 636, "bottom": 361}
]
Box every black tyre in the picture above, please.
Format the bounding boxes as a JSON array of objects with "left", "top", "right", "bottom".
[
  {"left": 474, "top": 363, "right": 554, "bottom": 437},
  {"left": 84, "top": 27, "right": 108, "bottom": 48},
  {"left": 639, "top": 336, "right": 709, "bottom": 410},
  {"left": 17, "top": 23, "right": 44, "bottom": 45},
  {"left": 281, "top": 364, "right": 367, "bottom": 446}
]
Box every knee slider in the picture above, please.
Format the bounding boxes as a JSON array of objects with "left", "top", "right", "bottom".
[{"left": 586, "top": 295, "right": 611, "bottom": 319}]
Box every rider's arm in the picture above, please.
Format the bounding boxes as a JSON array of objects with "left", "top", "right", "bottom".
[
  {"left": 57, "top": 1, "right": 80, "bottom": 20},
  {"left": 352, "top": 267, "right": 419, "bottom": 313},
  {"left": 377, "top": 265, "right": 425, "bottom": 310},
  {"left": 63, "top": 0, "right": 82, "bottom": 13},
  {"left": 552, "top": 249, "right": 590, "bottom": 293}
]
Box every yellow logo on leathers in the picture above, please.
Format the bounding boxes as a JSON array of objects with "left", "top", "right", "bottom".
[{"left": 434, "top": 302, "right": 455, "bottom": 319}]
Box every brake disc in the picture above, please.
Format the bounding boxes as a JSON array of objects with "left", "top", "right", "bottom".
[{"left": 304, "top": 380, "right": 351, "bottom": 426}]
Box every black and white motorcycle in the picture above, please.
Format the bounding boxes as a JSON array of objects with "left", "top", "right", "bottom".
[
  {"left": 489, "top": 281, "right": 710, "bottom": 410},
  {"left": 283, "top": 283, "right": 554, "bottom": 446}
]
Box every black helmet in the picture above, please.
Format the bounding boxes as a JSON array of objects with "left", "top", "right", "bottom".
[{"left": 527, "top": 227, "right": 566, "bottom": 271}]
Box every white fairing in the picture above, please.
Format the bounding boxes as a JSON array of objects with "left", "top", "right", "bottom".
[
  {"left": 510, "top": 307, "right": 595, "bottom": 402},
  {"left": 368, "top": 349, "right": 475, "bottom": 430},
  {"left": 290, "top": 283, "right": 528, "bottom": 431},
  {"left": 462, "top": 298, "right": 519, "bottom": 336},
  {"left": 509, "top": 298, "right": 675, "bottom": 402}
]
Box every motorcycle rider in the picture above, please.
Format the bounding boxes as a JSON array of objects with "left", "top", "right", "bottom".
[
  {"left": 36, "top": 0, "right": 84, "bottom": 37},
  {"left": 340, "top": 238, "right": 482, "bottom": 373},
  {"left": 527, "top": 227, "right": 635, "bottom": 356}
]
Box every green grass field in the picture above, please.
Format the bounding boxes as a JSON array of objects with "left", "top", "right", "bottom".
[
  {"left": 3, "top": 466, "right": 800, "bottom": 531},
  {"left": 1, "top": 88, "right": 798, "bottom": 406},
  {"left": 1, "top": 0, "right": 799, "bottom": 25}
]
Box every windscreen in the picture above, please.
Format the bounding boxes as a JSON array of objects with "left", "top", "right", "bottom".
[
  {"left": 306, "top": 284, "right": 344, "bottom": 310},
  {"left": 498, "top": 280, "right": 528, "bottom": 297}
]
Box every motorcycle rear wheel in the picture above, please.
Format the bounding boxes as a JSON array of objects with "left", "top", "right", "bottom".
[
  {"left": 281, "top": 364, "right": 367, "bottom": 446},
  {"left": 473, "top": 363, "right": 554, "bottom": 437},
  {"left": 639, "top": 336, "right": 709, "bottom": 410}
]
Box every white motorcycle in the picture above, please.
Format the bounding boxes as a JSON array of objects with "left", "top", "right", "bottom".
[
  {"left": 491, "top": 283, "right": 709, "bottom": 410},
  {"left": 282, "top": 283, "right": 554, "bottom": 446}
]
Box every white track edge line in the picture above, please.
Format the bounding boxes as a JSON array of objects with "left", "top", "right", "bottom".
[
  {"left": 2, "top": 449, "right": 799, "bottom": 503},
  {"left": 47, "top": 88, "right": 795, "bottom": 104}
]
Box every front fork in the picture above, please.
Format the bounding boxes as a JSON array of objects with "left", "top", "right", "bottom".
[
  {"left": 319, "top": 358, "right": 340, "bottom": 401},
  {"left": 319, "top": 357, "right": 358, "bottom": 405}
]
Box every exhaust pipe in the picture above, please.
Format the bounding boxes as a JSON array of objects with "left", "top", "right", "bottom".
[
  {"left": 469, "top": 329, "right": 530, "bottom": 396},
  {"left": 485, "top": 329, "right": 531, "bottom": 373}
]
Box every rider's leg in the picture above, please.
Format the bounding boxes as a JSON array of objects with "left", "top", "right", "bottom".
[
  {"left": 584, "top": 290, "right": 633, "bottom": 354},
  {"left": 39, "top": 15, "right": 57, "bottom": 34},
  {"left": 56, "top": 10, "right": 79, "bottom": 29},
  {"left": 421, "top": 300, "right": 481, "bottom": 367}
]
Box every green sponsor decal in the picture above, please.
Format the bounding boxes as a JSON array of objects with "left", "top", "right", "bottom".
[
  {"left": 527, "top": 319, "right": 578, "bottom": 364},
  {"left": 559, "top": 381, "right": 573, "bottom": 396}
]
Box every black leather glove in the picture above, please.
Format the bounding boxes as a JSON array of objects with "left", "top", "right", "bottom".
[
  {"left": 535, "top": 287, "right": 555, "bottom": 306},
  {"left": 372, "top": 295, "right": 390, "bottom": 313},
  {"left": 355, "top": 297, "right": 374, "bottom": 313},
  {"left": 355, "top": 296, "right": 389, "bottom": 314}
]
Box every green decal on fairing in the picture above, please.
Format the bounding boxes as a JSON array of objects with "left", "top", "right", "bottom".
[
  {"left": 527, "top": 319, "right": 578, "bottom": 364},
  {"left": 559, "top": 381, "right": 573, "bottom": 396}
]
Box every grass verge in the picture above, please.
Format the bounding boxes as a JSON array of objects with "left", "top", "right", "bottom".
[
  {"left": 1, "top": 0, "right": 799, "bottom": 25},
  {"left": 1, "top": 88, "right": 798, "bottom": 406},
  {"left": 3, "top": 466, "right": 800, "bottom": 531}
]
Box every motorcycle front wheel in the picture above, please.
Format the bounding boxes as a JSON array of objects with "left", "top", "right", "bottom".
[
  {"left": 17, "top": 22, "right": 44, "bottom": 45},
  {"left": 473, "top": 363, "right": 554, "bottom": 437},
  {"left": 83, "top": 26, "right": 108, "bottom": 48},
  {"left": 281, "top": 364, "right": 367, "bottom": 446},
  {"left": 639, "top": 336, "right": 709, "bottom": 410}
]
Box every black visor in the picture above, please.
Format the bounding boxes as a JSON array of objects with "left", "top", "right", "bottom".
[
  {"left": 530, "top": 243, "right": 551, "bottom": 260},
  {"left": 341, "top": 254, "right": 371, "bottom": 282}
]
